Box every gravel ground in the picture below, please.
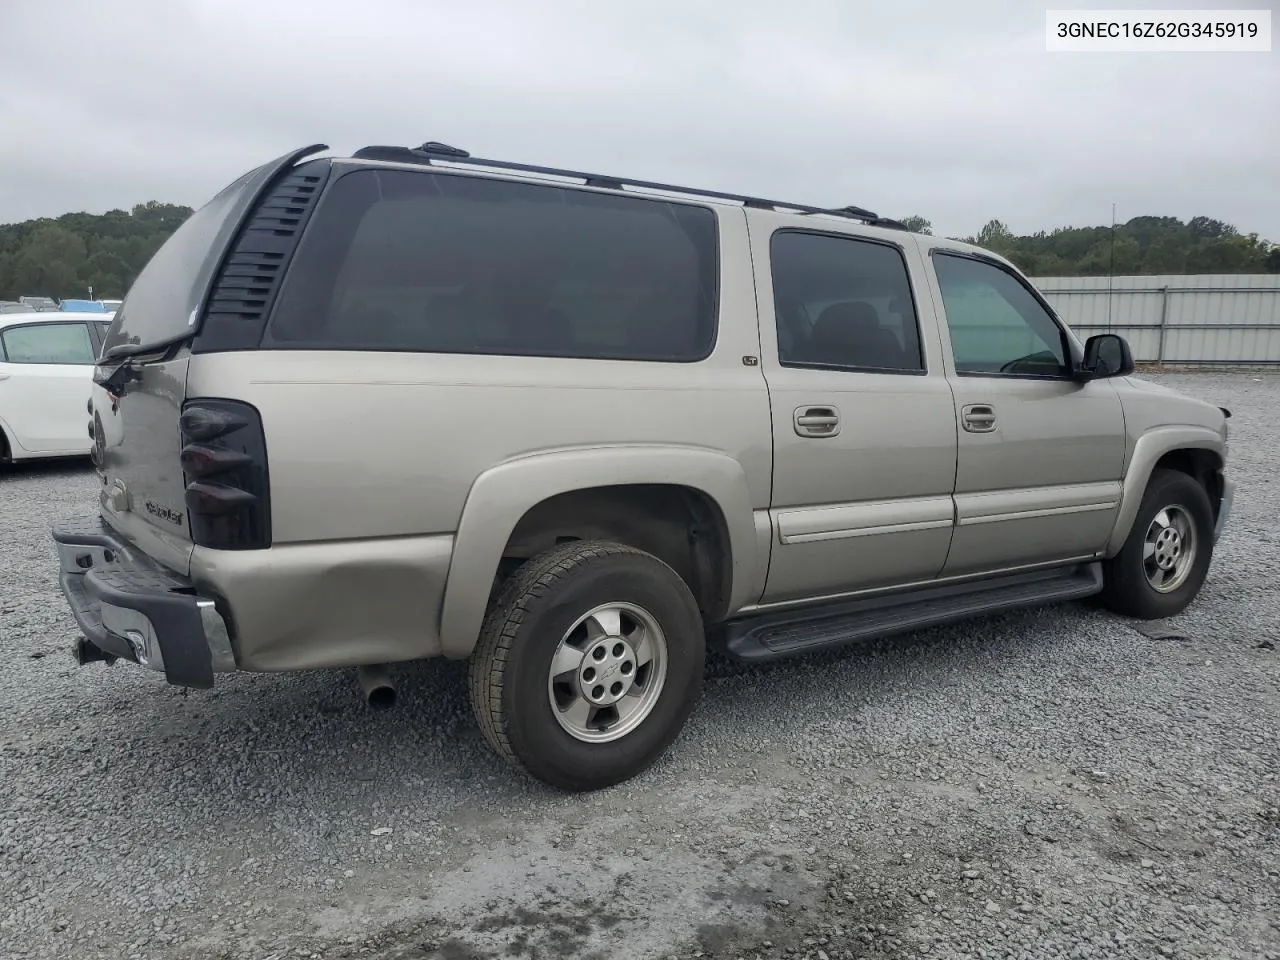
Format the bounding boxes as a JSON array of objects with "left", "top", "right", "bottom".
[{"left": 1, "top": 371, "right": 1277, "bottom": 960}]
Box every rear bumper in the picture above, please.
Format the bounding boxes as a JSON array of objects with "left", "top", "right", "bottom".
[{"left": 51, "top": 516, "right": 235, "bottom": 688}]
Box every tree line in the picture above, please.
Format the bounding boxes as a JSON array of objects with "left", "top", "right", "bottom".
[
  {"left": 898, "top": 214, "right": 1280, "bottom": 276},
  {"left": 0, "top": 202, "right": 193, "bottom": 302},
  {"left": 1, "top": 202, "right": 1276, "bottom": 303}
]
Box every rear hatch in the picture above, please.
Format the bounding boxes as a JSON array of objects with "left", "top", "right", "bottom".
[{"left": 92, "top": 145, "right": 328, "bottom": 575}]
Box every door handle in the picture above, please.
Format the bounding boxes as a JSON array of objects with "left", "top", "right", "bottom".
[
  {"left": 794, "top": 406, "right": 840, "bottom": 438},
  {"left": 961, "top": 403, "right": 997, "bottom": 433}
]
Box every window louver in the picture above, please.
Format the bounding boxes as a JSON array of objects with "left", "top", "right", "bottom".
[{"left": 194, "top": 160, "right": 331, "bottom": 353}]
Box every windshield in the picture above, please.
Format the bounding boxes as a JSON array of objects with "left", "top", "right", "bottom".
[{"left": 100, "top": 162, "right": 274, "bottom": 357}]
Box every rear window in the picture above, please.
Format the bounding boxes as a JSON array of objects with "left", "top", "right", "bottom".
[
  {"left": 264, "top": 168, "right": 720, "bottom": 361},
  {"left": 101, "top": 163, "right": 279, "bottom": 356}
]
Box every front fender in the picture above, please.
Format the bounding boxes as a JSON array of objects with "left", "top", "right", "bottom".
[
  {"left": 437, "top": 445, "right": 762, "bottom": 658},
  {"left": 1105, "top": 426, "right": 1226, "bottom": 555}
]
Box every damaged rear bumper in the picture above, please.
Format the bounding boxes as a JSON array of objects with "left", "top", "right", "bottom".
[{"left": 51, "top": 516, "right": 236, "bottom": 688}]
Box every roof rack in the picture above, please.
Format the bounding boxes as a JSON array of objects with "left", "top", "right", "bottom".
[{"left": 349, "top": 142, "right": 907, "bottom": 230}]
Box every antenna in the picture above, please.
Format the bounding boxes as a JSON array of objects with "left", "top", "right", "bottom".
[{"left": 1106, "top": 202, "right": 1117, "bottom": 332}]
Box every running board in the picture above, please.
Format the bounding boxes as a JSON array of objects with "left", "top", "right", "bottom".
[{"left": 721, "top": 563, "right": 1103, "bottom": 662}]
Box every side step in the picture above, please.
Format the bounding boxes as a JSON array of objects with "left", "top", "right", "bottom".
[{"left": 721, "top": 563, "right": 1103, "bottom": 662}]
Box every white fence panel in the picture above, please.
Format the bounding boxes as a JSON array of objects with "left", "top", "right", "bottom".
[{"left": 1029, "top": 274, "right": 1280, "bottom": 363}]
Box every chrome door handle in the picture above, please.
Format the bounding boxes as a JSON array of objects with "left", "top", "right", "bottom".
[
  {"left": 961, "top": 404, "right": 997, "bottom": 433},
  {"left": 794, "top": 406, "right": 840, "bottom": 438}
]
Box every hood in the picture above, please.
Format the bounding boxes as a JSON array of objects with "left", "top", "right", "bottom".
[{"left": 1121, "top": 375, "right": 1179, "bottom": 396}]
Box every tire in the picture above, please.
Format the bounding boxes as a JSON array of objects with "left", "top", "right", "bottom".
[
  {"left": 1098, "top": 468, "right": 1215, "bottom": 620},
  {"left": 469, "top": 539, "right": 705, "bottom": 792}
]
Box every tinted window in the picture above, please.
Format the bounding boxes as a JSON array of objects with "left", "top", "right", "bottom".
[
  {"left": 932, "top": 253, "right": 1068, "bottom": 376},
  {"left": 265, "top": 168, "right": 719, "bottom": 361},
  {"left": 90, "top": 320, "right": 111, "bottom": 358},
  {"left": 1, "top": 323, "right": 95, "bottom": 364},
  {"left": 102, "top": 159, "right": 288, "bottom": 355},
  {"left": 770, "top": 231, "right": 924, "bottom": 373}
]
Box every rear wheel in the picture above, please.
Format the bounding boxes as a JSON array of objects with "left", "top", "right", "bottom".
[
  {"left": 1098, "top": 468, "right": 1214, "bottom": 619},
  {"left": 469, "top": 540, "right": 705, "bottom": 792}
]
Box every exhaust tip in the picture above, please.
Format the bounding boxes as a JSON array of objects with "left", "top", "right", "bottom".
[
  {"left": 356, "top": 665, "right": 397, "bottom": 710},
  {"left": 366, "top": 684, "right": 396, "bottom": 710}
]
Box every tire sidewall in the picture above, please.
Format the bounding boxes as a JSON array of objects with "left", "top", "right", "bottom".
[
  {"left": 1120, "top": 472, "right": 1214, "bottom": 617},
  {"left": 502, "top": 553, "right": 705, "bottom": 790}
]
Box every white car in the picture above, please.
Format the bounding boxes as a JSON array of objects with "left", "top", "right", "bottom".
[{"left": 0, "top": 311, "right": 110, "bottom": 463}]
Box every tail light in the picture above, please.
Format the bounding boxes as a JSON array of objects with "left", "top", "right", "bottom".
[{"left": 179, "top": 399, "right": 271, "bottom": 549}]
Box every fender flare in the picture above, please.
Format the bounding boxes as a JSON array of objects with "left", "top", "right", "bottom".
[
  {"left": 1105, "top": 426, "right": 1226, "bottom": 555},
  {"left": 437, "top": 444, "right": 761, "bottom": 658}
]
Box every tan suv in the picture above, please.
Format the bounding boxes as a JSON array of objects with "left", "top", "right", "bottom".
[{"left": 51, "top": 141, "right": 1233, "bottom": 791}]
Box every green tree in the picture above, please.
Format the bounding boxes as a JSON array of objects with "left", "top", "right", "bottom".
[
  {"left": 898, "top": 215, "right": 933, "bottom": 235},
  {"left": 975, "top": 219, "right": 1007, "bottom": 244},
  {"left": 1187, "top": 216, "right": 1236, "bottom": 240},
  {"left": 9, "top": 224, "right": 88, "bottom": 296},
  {"left": 1142, "top": 235, "right": 1187, "bottom": 274},
  {"left": 0, "top": 202, "right": 192, "bottom": 300},
  {"left": 1077, "top": 235, "right": 1141, "bottom": 275},
  {"left": 957, "top": 214, "right": 1272, "bottom": 277}
]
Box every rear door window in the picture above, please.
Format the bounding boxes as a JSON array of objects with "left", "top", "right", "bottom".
[
  {"left": 769, "top": 230, "right": 925, "bottom": 373},
  {"left": 1, "top": 322, "right": 95, "bottom": 364},
  {"left": 265, "top": 168, "right": 720, "bottom": 361}
]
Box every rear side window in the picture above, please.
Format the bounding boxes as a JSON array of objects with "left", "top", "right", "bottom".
[
  {"left": 769, "top": 231, "right": 924, "bottom": 373},
  {"left": 1, "top": 322, "right": 95, "bottom": 364},
  {"left": 265, "top": 168, "right": 719, "bottom": 361}
]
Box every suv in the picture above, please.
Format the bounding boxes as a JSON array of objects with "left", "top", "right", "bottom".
[{"left": 50, "top": 142, "right": 1233, "bottom": 792}]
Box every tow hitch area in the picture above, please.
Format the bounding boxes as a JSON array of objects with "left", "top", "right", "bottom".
[{"left": 71, "top": 637, "right": 115, "bottom": 666}]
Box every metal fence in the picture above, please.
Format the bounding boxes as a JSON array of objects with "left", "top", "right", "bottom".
[{"left": 1028, "top": 274, "right": 1280, "bottom": 364}]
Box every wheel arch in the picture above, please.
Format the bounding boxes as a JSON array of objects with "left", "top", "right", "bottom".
[
  {"left": 1105, "top": 427, "right": 1225, "bottom": 556},
  {"left": 437, "top": 445, "right": 763, "bottom": 659},
  {"left": 0, "top": 415, "right": 14, "bottom": 462}
]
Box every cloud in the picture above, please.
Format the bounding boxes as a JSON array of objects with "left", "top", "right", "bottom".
[{"left": 1, "top": 0, "right": 1275, "bottom": 240}]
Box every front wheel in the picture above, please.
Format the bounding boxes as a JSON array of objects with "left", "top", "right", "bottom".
[
  {"left": 469, "top": 540, "right": 706, "bottom": 792},
  {"left": 1098, "top": 468, "right": 1215, "bottom": 620}
]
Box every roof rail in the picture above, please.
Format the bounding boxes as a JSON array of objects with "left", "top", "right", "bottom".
[
  {"left": 349, "top": 142, "right": 906, "bottom": 230},
  {"left": 803, "top": 205, "right": 908, "bottom": 231}
]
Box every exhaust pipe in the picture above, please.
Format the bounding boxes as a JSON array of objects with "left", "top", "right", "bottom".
[{"left": 356, "top": 664, "right": 397, "bottom": 710}]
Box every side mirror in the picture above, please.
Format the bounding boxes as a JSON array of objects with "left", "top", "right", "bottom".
[{"left": 1079, "top": 333, "right": 1134, "bottom": 379}]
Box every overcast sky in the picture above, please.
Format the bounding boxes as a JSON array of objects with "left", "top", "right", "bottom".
[{"left": 1, "top": 0, "right": 1276, "bottom": 240}]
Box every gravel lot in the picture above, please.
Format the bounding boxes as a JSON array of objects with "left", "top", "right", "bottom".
[{"left": 2, "top": 371, "right": 1277, "bottom": 960}]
